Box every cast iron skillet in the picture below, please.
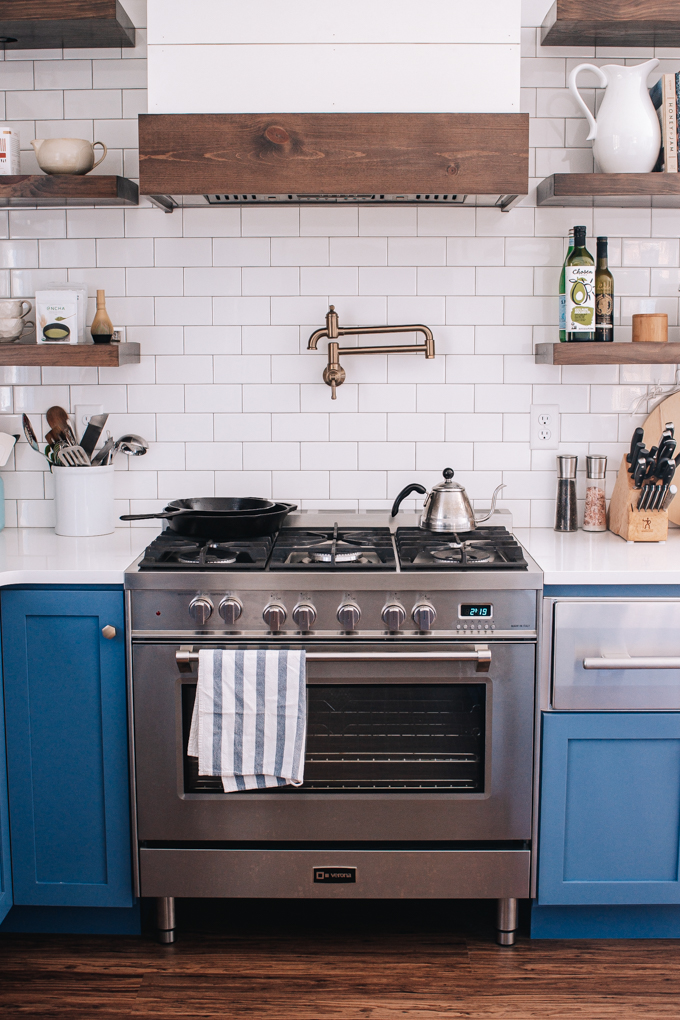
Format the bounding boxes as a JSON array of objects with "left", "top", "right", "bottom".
[{"left": 120, "top": 498, "right": 296, "bottom": 540}]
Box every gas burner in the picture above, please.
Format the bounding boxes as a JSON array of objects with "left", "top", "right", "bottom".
[
  {"left": 308, "top": 549, "right": 364, "bottom": 563},
  {"left": 269, "top": 526, "right": 396, "bottom": 571},
  {"left": 396, "top": 526, "right": 528, "bottom": 572},
  {"left": 138, "top": 532, "right": 273, "bottom": 571},
  {"left": 430, "top": 543, "right": 494, "bottom": 564},
  {"left": 177, "top": 543, "right": 239, "bottom": 566}
]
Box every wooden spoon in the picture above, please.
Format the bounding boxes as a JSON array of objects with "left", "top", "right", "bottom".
[{"left": 46, "top": 405, "right": 77, "bottom": 446}]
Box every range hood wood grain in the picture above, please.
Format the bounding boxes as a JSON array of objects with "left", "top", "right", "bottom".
[
  {"left": 138, "top": 113, "right": 529, "bottom": 199},
  {"left": 0, "top": 0, "right": 135, "bottom": 49}
]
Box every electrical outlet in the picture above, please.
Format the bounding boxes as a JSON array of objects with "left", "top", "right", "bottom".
[
  {"left": 530, "top": 404, "right": 560, "bottom": 450},
  {"left": 74, "top": 404, "right": 104, "bottom": 442}
]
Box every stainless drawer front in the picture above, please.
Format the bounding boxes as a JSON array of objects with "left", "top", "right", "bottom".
[{"left": 553, "top": 600, "right": 680, "bottom": 710}]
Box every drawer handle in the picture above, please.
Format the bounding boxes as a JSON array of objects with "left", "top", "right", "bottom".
[
  {"left": 102, "top": 625, "right": 117, "bottom": 639},
  {"left": 175, "top": 647, "right": 491, "bottom": 673},
  {"left": 583, "top": 656, "right": 680, "bottom": 670}
]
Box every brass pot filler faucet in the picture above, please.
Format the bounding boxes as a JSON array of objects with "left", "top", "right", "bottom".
[{"left": 307, "top": 306, "right": 435, "bottom": 398}]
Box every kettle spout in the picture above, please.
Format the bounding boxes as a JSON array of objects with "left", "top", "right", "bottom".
[
  {"left": 31, "top": 139, "right": 44, "bottom": 156},
  {"left": 474, "top": 483, "right": 506, "bottom": 525}
]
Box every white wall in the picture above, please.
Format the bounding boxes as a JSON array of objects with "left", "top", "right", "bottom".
[
  {"left": 0, "top": 0, "right": 677, "bottom": 529},
  {"left": 146, "top": 0, "right": 521, "bottom": 113}
]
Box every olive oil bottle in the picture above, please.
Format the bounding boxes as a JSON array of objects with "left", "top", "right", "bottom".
[
  {"left": 595, "top": 236, "right": 614, "bottom": 342},
  {"left": 559, "top": 227, "right": 574, "bottom": 342},
  {"left": 566, "top": 225, "right": 595, "bottom": 341}
]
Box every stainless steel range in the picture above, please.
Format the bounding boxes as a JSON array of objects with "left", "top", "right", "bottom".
[{"left": 125, "top": 512, "right": 542, "bottom": 945}]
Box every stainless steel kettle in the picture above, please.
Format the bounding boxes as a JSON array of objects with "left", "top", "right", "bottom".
[{"left": 391, "top": 468, "right": 506, "bottom": 533}]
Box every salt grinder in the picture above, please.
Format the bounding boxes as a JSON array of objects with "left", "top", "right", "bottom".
[
  {"left": 554, "top": 454, "right": 578, "bottom": 532},
  {"left": 583, "top": 455, "right": 607, "bottom": 532}
]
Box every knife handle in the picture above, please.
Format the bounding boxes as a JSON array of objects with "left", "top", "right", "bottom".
[{"left": 661, "top": 484, "right": 678, "bottom": 511}]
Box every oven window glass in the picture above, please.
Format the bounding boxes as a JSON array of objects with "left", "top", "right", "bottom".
[{"left": 183, "top": 683, "right": 485, "bottom": 794}]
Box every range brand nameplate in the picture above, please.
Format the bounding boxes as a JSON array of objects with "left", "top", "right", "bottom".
[{"left": 313, "top": 867, "right": 356, "bottom": 884}]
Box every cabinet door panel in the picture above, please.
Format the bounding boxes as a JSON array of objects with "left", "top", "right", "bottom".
[
  {"left": 2, "top": 590, "right": 132, "bottom": 908},
  {"left": 539, "top": 712, "right": 680, "bottom": 905},
  {"left": 0, "top": 634, "right": 11, "bottom": 923}
]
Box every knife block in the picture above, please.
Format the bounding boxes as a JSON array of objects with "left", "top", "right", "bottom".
[{"left": 608, "top": 456, "right": 668, "bottom": 542}]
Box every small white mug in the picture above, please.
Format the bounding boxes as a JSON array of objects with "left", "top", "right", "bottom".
[
  {"left": 0, "top": 299, "right": 32, "bottom": 319},
  {"left": 0, "top": 317, "right": 34, "bottom": 341}
]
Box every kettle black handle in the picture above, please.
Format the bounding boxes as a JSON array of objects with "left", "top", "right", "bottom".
[{"left": 391, "top": 483, "right": 427, "bottom": 517}]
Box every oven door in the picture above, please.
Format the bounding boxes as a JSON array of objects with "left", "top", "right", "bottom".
[{"left": 133, "top": 641, "right": 535, "bottom": 844}]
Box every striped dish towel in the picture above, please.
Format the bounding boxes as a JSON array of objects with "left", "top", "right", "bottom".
[{"left": 187, "top": 648, "right": 306, "bottom": 792}]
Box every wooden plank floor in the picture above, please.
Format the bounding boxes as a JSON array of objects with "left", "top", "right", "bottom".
[{"left": 1, "top": 899, "right": 679, "bottom": 1018}]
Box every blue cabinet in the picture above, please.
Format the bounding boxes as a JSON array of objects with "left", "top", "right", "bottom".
[
  {"left": 0, "top": 634, "right": 11, "bottom": 924},
  {"left": 2, "top": 589, "right": 133, "bottom": 908},
  {"left": 538, "top": 711, "right": 680, "bottom": 905}
]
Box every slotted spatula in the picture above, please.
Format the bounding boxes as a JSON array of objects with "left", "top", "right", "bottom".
[{"left": 58, "top": 445, "right": 90, "bottom": 467}]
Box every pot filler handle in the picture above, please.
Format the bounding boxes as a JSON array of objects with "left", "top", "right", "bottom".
[
  {"left": 176, "top": 647, "right": 492, "bottom": 673},
  {"left": 390, "top": 483, "right": 427, "bottom": 517}
]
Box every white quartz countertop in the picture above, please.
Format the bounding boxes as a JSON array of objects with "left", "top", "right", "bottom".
[
  {"left": 516, "top": 527, "right": 680, "bottom": 587},
  {"left": 0, "top": 527, "right": 159, "bottom": 586},
  {"left": 0, "top": 524, "right": 678, "bottom": 588}
]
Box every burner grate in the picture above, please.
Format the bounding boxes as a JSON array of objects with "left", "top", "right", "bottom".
[
  {"left": 269, "top": 525, "right": 396, "bottom": 571},
  {"left": 396, "top": 526, "right": 527, "bottom": 572},
  {"left": 138, "top": 532, "right": 273, "bottom": 571}
]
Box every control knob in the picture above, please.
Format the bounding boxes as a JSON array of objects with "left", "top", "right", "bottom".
[
  {"left": 263, "top": 603, "right": 287, "bottom": 631},
  {"left": 219, "top": 596, "right": 243, "bottom": 625},
  {"left": 189, "top": 596, "right": 213, "bottom": 626},
  {"left": 412, "top": 603, "right": 436, "bottom": 631},
  {"left": 292, "top": 603, "right": 317, "bottom": 631},
  {"left": 382, "top": 603, "right": 406, "bottom": 632},
  {"left": 337, "top": 602, "right": 361, "bottom": 631}
]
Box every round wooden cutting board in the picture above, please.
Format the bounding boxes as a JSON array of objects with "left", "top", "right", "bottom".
[{"left": 642, "top": 391, "right": 680, "bottom": 526}]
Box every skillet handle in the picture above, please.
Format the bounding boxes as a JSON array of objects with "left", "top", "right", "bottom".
[
  {"left": 119, "top": 510, "right": 178, "bottom": 521},
  {"left": 391, "top": 483, "right": 427, "bottom": 517}
]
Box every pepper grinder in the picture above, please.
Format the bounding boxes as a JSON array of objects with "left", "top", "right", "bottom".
[{"left": 554, "top": 454, "right": 578, "bottom": 532}]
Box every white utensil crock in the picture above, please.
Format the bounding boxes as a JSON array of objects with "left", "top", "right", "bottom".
[
  {"left": 53, "top": 464, "right": 115, "bottom": 536},
  {"left": 569, "top": 58, "right": 661, "bottom": 173}
]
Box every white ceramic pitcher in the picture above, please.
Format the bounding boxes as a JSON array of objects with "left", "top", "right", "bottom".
[{"left": 569, "top": 58, "right": 661, "bottom": 173}]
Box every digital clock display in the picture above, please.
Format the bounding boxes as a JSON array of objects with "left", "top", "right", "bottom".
[{"left": 459, "top": 604, "right": 492, "bottom": 618}]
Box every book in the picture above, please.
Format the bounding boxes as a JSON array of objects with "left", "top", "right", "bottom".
[
  {"left": 650, "top": 79, "right": 664, "bottom": 171},
  {"left": 662, "top": 73, "right": 678, "bottom": 172}
]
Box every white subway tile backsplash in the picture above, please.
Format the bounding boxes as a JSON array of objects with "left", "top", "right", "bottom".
[
  {"left": 330, "top": 237, "right": 387, "bottom": 266},
  {"left": 215, "top": 355, "right": 270, "bottom": 384},
  {"left": 213, "top": 237, "right": 270, "bottom": 266},
  {"left": 389, "top": 237, "right": 446, "bottom": 266},
  {"left": 215, "top": 413, "right": 270, "bottom": 442},
  {"left": 2, "top": 35, "right": 677, "bottom": 520},
  {"left": 302, "top": 441, "right": 356, "bottom": 470},
  {"left": 182, "top": 207, "right": 240, "bottom": 238}
]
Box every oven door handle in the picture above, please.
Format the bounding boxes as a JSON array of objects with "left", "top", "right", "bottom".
[
  {"left": 175, "top": 646, "right": 492, "bottom": 673},
  {"left": 583, "top": 656, "right": 680, "bottom": 670}
]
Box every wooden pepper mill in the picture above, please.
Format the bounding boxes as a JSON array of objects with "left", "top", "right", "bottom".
[{"left": 90, "top": 289, "right": 113, "bottom": 344}]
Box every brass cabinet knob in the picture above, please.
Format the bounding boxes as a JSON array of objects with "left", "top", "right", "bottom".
[{"left": 102, "top": 625, "right": 116, "bottom": 639}]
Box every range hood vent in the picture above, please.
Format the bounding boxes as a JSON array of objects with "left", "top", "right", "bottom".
[{"left": 139, "top": 113, "right": 529, "bottom": 211}]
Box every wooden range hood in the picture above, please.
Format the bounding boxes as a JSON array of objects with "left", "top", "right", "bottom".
[{"left": 138, "top": 113, "right": 529, "bottom": 211}]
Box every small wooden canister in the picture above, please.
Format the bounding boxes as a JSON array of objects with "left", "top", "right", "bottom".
[{"left": 632, "top": 312, "right": 668, "bottom": 342}]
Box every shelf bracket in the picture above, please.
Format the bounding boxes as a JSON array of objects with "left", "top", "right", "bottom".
[{"left": 147, "top": 194, "right": 178, "bottom": 214}]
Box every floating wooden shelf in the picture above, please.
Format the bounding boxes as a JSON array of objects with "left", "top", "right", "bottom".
[
  {"left": 0, "top": 344, "right": 140, "bottom": 367},
  {"left": 0, "top": 175, "right": 138, "bottom": 208},
  {"left": 536, "top": 342, "right": 680, "bottom": 365},
  {"left": 541, "top": 0, "right": 680, "bottom": 47},
  {"left": 138, "top": 113, "right": 529, "bottom": 208},
  {"left": 537, "top": 173, "right": 680, "bottom": 208},
  {"left": 0, "top": 0, "right": 135, "bottom": 49}
]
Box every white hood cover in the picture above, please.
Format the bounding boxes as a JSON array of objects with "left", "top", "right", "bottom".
[{"left": 147, "top": 0, "right": 521, "bottom": 115}]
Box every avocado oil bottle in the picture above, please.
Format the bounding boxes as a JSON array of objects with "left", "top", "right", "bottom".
[
  {"left": 566, "top": 225, "right": 595, "bottom": 342},
  {"left": 559, "top": 227, "right": 574, "bottom": 342}
]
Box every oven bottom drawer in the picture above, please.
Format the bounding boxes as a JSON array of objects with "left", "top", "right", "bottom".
[{"left": 139, "top": 848, "right": 530, "bottom": 899}]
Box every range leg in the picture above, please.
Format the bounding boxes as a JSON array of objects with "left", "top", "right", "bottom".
[
  {"left": 156, "top": 896, "right": 176, "bottom": 944},
  {"left": 496, "top": 897, "right": 518, "bottom": 946}
]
